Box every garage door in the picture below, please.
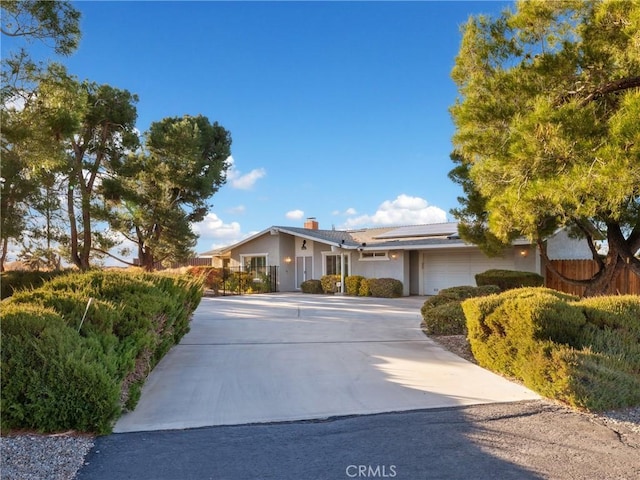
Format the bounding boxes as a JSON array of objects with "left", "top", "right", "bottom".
[{"left": 423, "top": 249, "right": 515, "bottom": 294}]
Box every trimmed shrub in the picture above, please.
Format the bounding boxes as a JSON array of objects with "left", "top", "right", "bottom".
[
  {"left": 422, "top": 303, "right": 467, "bottom": 335},
  {"left": 223, "top": 271, "right": 252, "bottom": 293},
  {"left": 301, "top": 279, "right": 323, "bottom": 294},
  {"left": 1, "top": 304, "right": 121, "bottom": 434},
  {"left": 578, "top": 296, "right": 640, "bottom": 335},
  {"left": 1, "top": 270, "right": 203, "bottom": 433},
  {"left": 576, "top": 295, "right": 640, "bottom": 376},
  {"left": 358, "top": 278, "right": 372, "bottom": 297},
  {"left": 368, "top": 278, "right": 403, "bottom": 298},
  {"left": 475, "top": 269, "right": 544, "bottom": 291},
  {"left": 320, "top": 275, "right": 341, "bottom": 294},
  {"left": 421, "top": 285, "right": 501, "bottom": 335},
  {"left": 462, "top": 288, "right": 640, "bottom": 411},
  {"left": 438, "top": 285, "right": 501, "bottom": 301},
  {"left": 421, "top": 294, "right": 453, "bottom": 312},
  {"left": 345, "top": 275, "right": 365, "bottom": 296},
  {"left": 1, "top": 270, "right": 71, "bottom": 299}
]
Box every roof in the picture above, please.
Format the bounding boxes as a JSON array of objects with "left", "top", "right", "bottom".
[
  {"left": 372, "top": 223, "right": 459, "bottom": 239},
  {"left": 201, "top": 221, "right": 533, "bottom": 256},
  {"left": 272, "top": 226, "right": 359, "bottom": 247}
]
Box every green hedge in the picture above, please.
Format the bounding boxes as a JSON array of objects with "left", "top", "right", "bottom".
[
  {"left": 358, "top": 278, "right": 372, "bottom": 297},
  {"left": 345, "top": 275, "right": 365, "bottom": 296},
  {"left": 1, "top": 304, "right": 121, "bottom": 434},
  {"left": 301, "top": 279, "right": 323, "bottom": 294},
  {"left": 421, "top": 285, "right": 500, "bottom": 335},
  {"left": 475, "top": 269, "right": 544, "bottom": 291},
  {"left": 320, "top": 275, "right": 341, "bottom": 294},
  {"left": 463, "top": 288, "right": 640, "bottom": 411},
  {"left": 368, "top": 278, "right": 403, "bottom": 298},
  {"left": 1, "top": 270, "right": 72, "bottom": 299},
  {"left": 1, "top": 270, "right": 203, "bottom": 434}
]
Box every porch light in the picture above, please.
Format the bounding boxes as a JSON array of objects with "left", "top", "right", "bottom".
[
  {"left": 390, "top": 251, "right": 398, "bottom": 259},
  {"left": 284, "top": 256, "right": 292, "bottom": 264},
  {"left": 301, "top": 240, "right": 307, "bottom": 250},
  {"left": 520, "top": 249, "right": 528, "bottom": 257}
]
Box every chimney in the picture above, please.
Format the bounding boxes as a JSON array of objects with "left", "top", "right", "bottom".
[{"left": 304, "top": 217, "right": 319, "bottom": 230}]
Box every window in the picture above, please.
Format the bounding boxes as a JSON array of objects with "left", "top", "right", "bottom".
[
  {"left": 360, "top": 251, "right": 388, "bottom": 261},
  {"left": 324, "top": 254, "right": 349, "bottom": 276},
  {"left": 240, "top": 254, "right": 268, "bottom": 276}
]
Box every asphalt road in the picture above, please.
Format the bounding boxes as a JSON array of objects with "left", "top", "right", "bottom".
[{"left": 77, "top": 400, "right": 640, "bottom": 480}]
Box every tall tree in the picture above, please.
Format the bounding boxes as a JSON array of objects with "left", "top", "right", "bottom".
[
  {"left": 0, "top": 143, "right": 36, "bottom": 270},
  {"left": 448, "top": 151, "right": 508, "bottom": 257},
  {"left": 1, "top": 65, "right": 82, "bottom": 270},
  {"left": 101, "top": 115, "right": 232, "bottom": 270},
  {"left": 1, "top": 0, "right": 81, "bottom": 270},
  {"left": 450, "top": 0, "right": 640, "bottom": 296},
  {"left": 66, "top": 81, "right": 139, "bottom": 270},
  {"left": 5, "top": 67, "right": 139, "bottom": 270}
]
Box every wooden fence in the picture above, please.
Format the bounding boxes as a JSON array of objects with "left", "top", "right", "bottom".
[
  {"left": 133, "top": 257, "right": 213, "bottom": 270},
  {"left": 545, "top": 260, "right": 640, "bottom": 296}
]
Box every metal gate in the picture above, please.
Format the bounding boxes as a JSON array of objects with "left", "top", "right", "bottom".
[{"left": 220, "top": 265, "right": 278, "bottom": 295}]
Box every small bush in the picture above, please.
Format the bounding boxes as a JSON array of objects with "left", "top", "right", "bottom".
[
  {"left": 358, "top": 278, "right": 372, "bottom": 297},
  {"left": 421, "top": 285, "right": 500, "bottom": 335},
  {"left": 421, "top": 295, "right": 453, "bottom": 313},
  {"left": 320, "top": 275, "right": 341, "bottom": 294},
  {"left": 422, "top": 303, "right": 466, "bottom": 335},
  {"left": 223, "top": 271, "right": 252, "bottom": 293},
  {"left": 475, "top": 269, "right": 544, "bottom": 291},
  {"left": 368, "top": 278, "right": 403, "bottom": 298},
  {"left": 301, "top": 279, "right": 323, "bottom": 294},
  {"left": 188, "top": 266, "right": 223, "bottom": 291},
  {"left": 438, "top": 285, "right": 501, "bottom": 301},
  {"left": 345, "top": 275, "right": 365, "bottom": 296}
]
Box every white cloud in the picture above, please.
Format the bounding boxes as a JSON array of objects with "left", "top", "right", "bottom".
[
  {"left": 332, "top": 207, "right": 358, "bottom": 216},
  {"left": 286, "top": 209, "right": 305, "bottom": 220},
  {"left": 192, "top": 212, "right": 243, "bottom": 249},
  {"left": 227, "top": 205, "right": 246, "bottom": 215},
  {"left": 225, "top": 156, "right": 266, "bottom": 190},
  {"left": 204, "top": 230, "right": 260, "bottom": 252},
  {"left": 343, "top": 194, "right": 447, "bottom": 228}
]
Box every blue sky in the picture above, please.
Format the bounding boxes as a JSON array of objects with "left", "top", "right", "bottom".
[{"left": 7, "top": 1, "right": 514, "bottom": 256}]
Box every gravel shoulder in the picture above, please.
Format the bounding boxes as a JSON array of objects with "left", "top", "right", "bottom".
[{"left": 1, "top": 432, "right": 94, "bottom": 480}]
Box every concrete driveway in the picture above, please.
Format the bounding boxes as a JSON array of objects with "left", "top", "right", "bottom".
[{"left": 114, "top": 293, "right": 538, "bottom": 433}]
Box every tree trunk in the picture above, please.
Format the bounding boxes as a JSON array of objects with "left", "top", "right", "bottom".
[
  {"left": 136, "top": 226, "right": 155, "bottom": 272},
  {"left": 0, "top": 236, "right": 8, "bottom": 272},
  {"left": 582, "top": 254, "right": 626, "bottom": 297},
  {"left": 539, "top": 222, "right": 640, "bottom": 297},
  {"left": 79, "top": 183, "right": 92, "bottom": 270},
  {"left": 138, "top": 248, "right": 155, "bottom": 272},
  {"left": 67, "top": 182, "right": 82, "bottom": 269}
]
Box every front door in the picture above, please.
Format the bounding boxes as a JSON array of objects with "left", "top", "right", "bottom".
[{"left": 296, "top": 256, "right": 312, "bottom": 288}]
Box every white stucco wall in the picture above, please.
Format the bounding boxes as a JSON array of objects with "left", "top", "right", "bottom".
[{"left": 546, "top": 230, "right": 593, "bottom": 260}]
